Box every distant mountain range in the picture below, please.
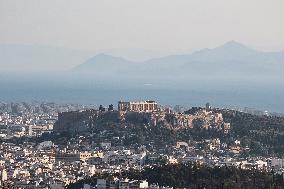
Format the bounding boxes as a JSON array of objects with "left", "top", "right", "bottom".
[
  {"left": 73, "top": 41, "right": 284, "bottom": 77},
  {"left": 1, "top": 42, "right": 284, "bottom": 76},
  {"left": 0, "top": 45, "right": 168, "bottom": 72}
]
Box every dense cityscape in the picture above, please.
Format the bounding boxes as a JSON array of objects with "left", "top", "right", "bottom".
[
  {"left": 1, "top": 0, "right": 284, "bottom": 188},
  {"left": 0, "top": 101, "right": 284, "bottom": 188}
]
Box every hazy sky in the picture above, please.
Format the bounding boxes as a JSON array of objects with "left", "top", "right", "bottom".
[{"left": 1, "top": 0, "right": 284, "bottom": 52}]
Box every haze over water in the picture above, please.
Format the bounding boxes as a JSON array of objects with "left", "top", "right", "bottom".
[{"left": 1, "top": 72, "right": 283, "bottom": 113}]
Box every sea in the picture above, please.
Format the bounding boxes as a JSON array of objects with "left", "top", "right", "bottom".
[{"left": 0, "top": 72, "right": 283, "bottom": 113}]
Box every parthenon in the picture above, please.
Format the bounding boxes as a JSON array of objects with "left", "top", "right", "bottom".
[{"left": 118, "top": 100, "right": 158, "bottom": 112}]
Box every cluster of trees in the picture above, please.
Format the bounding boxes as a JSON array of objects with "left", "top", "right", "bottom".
[
  {"left": 220, "top": 110, "right": 284, "bottom": 157},
  {"left": 67, "top": 163, "right": 284, "bottom": 189}
]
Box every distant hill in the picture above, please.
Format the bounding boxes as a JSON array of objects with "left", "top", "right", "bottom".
[
  {"left": 0, "top": 44, "right": 94, "bottom": 71},
  {"left": 73, "top": 41, "right": 284, "bottom": 77},
  {"left": 73, "top": 53, "right": 135, "bottom": 74},
  {"left": 0, "top": 45, "right": 169, "bottom": 72},
  {"left": 143, "top": 41, "right": 284, "bottom": 75},
  {"left": 102, "top": 48, "right": 170, "bottom": 62}
]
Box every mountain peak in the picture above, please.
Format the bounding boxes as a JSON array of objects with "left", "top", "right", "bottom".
[
  {"left": 93, "top": 53, "right": 116, "bottom": 58},
  {"left": 211, "top": 40, "right": 258, "bottom": 56},
  {"left": 221, "top": 41, "right": 248, "bottom": 49},
  {"left": 73, "top": 53, "right": 132, "bottom": 72}
]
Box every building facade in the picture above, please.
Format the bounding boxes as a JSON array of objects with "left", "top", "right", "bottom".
[{"left": 118, "top": 101, "right": 158, "bottom": 112}]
